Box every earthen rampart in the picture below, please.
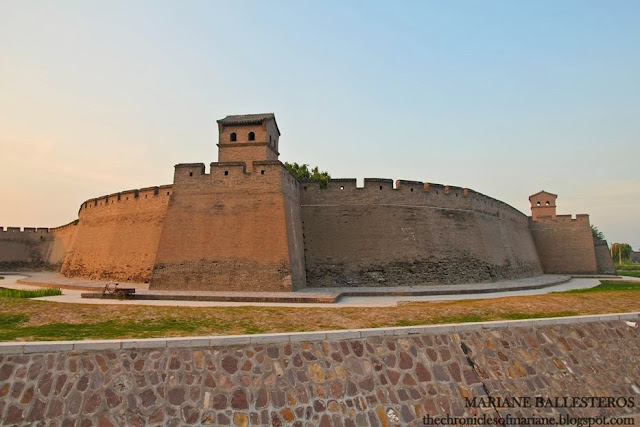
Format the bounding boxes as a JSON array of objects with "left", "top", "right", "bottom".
[
  {"left": 60, "top": 185, "right": 173, "bottom": 282},
  {"left": 300, "top": 178, "right": 542, "bottom": 287}
]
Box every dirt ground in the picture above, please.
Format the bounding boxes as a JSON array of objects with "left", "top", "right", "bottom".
[{"left": 1, "top": 288, "right": 638, "bottom": 340}]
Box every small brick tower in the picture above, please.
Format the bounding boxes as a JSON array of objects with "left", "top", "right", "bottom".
[
  {"left": 529, "top": 190, "right": 557, "bottom": 220},
  {"left": 216, "top": 113, "right": 280, "bottom": 172},
  {"left": 150, "top": 113, "right": 306, "bottom": 292}
]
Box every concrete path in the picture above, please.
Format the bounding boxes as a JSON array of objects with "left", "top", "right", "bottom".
[{"left": 1, "top": 271, "right": 635, "bottom": 307}]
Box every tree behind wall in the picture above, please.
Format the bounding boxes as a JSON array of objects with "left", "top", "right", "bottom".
[
  {"left": 611, "top": 243, "right": 632, "bottom": 264},
  {"left": 591, "top": 225, "right": 605, "bottom": 240},
  {"left": 284, "top": 162, "right": 330, "bottom": 188}
]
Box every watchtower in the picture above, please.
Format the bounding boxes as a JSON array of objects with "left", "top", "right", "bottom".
[
  {"left": 216, "top": 113, "right": 280, "bottom": 172},
  {"left": 529, "top": 190, "right": 557, "bottom": 220}
]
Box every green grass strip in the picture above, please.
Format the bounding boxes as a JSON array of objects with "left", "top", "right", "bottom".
[
  {"left": 615, "top": 264, "right": 640, "bottom": 270},
  {"left": 0, "top": 287, "right": 62, "bottom": 298},
  {"left": 0, "top": 314, "right": 268, "bottom": 341},
  {"left": 617, "top": 270, "right": 640, "bottom": 278},
  {"left": 558, "top": 280, "right": 640, "bottom": 294}
]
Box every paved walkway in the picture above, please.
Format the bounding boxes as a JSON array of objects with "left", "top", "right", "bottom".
[{"left": 1, "top": 271, "right": 634, "bottom": 307}]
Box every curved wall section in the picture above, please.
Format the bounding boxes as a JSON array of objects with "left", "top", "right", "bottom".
[
  {"left": 300, "top": 179, "right": 543, "bottom": 287},
  {"left": 0, "top": 223, "right": 77, "bottom": 271},
  {"left": 60, "top": 185, "right": 172, "bottom": 282}
]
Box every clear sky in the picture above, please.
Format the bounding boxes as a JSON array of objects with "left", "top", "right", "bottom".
[{"left": 1, "top": 0, "right": 639, "bottom": 249}]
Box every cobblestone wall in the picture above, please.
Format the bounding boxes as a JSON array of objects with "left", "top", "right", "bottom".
[{"left": 1, "top": 316, "right": 639, "bottom": 426}]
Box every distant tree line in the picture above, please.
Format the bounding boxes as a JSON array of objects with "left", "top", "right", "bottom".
[
  {"left": 611, "top": 243, "right": 633, "bottom": 264},
  {"left": 591, "top": 225, "right": 634, "bottom": 264}
]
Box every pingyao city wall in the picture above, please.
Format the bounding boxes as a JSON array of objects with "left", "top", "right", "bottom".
[{"left": 0, "top": 114, "right": 616, "bottom": 290}]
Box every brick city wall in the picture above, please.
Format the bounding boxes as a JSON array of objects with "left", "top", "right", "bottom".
[
  {"left": 528, "top": 215, "right": 598, "bottom": 274},
  {"left": 0, "top": 314, "right": 638, "bottom": 426},
  {"left": 4, "top": 170, "right": 609, "bottom": 288},
  {"left": 150, "top": 161, "right": 304, "bottom": 292},
  {"left": 0, "top": 222, "right": 77, "bottom": 271},
  {"left": 594, "top": 239, "right": 617, "bottom": 275},
  {"left": 300, "top": 180, "right": 543, "bottom": 287},
  {"left": 59, "top": 185, "right": 173, "bottom": 283}
]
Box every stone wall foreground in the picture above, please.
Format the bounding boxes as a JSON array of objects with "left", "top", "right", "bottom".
[{"left": 1, "top": 314, "right": 639, "bottom": 426}]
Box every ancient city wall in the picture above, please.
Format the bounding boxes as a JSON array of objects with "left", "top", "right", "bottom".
[
  {"left": 59, "top": 185, "right": 173, "bottom": 283},
  {"left": 528, "top": 215, "right": 598, "bottom": 274},
  {"left": 299, "top": 179, "right": 543, "bottom": 287},
  {"left": 0, "top": 222, "right": 77, "bottom": 271},
  {"left": 150, "top": 162, "right": 305, "bottom": 292},
  {"left": 0, "top": 315, "right": 638, "bottom": 425},
  {"left": 594, "top": 239, "right": 617, "bottom": 275}
]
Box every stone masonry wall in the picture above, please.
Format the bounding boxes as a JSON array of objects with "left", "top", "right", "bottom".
[
  {"left": 60, "top": 186, "right": 173, "bottom": 283},
  {"left": 529, "top": 215, "right": 598, "bottom": 274},
  {"left": 300, "top": 180, "right": 543, "bottom": 287},
  {"left": 150, "top": 161, "right": 303, "bottom": 292},
  {"left": 0, "top": 315, "right": 638, "bottom": 426}
]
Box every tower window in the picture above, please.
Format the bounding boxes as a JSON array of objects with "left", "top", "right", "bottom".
[
  {"left": 189, "top": 172, "right": 193, "bottom": 177},
  {"left": 545, "top": 201, "right": 550, "bottom": 206},
  {"left": 230, "top": 132, "right": 237, "bottom": 142},
  {"left": 537, "top": 201, "right": 541, "bottom": 206},
  {"left": 224, "top": 171, "right": 228, "bottom": 176},
  {"left": 248, "top": 132, "right": 255, "bottom": 141},
  {"left": 261, "top": 170, "right": 265, "bottom": 175}
]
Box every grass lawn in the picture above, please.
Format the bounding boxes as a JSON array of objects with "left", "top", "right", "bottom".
[
  {"left": 618, "top": 271, "right": 640, "bottom": 278},
  {"left": 0, "top": 280, "right": 638, "bottom": 342},
  {"left": 558, "top": 280, "right": 640, "bottom": 293},
  {"left": 612, "top": 264, "right": 640, "bottom": 278}
]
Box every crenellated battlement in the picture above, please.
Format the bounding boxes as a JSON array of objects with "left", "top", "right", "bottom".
[
  {"left": 0, "top": 227, "right": 54, "bottom": 233},
  {"left": 172, "top": 161, "right": 294, "bottom": 191},
  {"left": 530, "top": 213, "right": 590, "bottom": 224},
  {"left": 78, "top": 184, "right": 173, "bottom": 213},
  {"left": 299, "top": 177, "right": 527, "bottom": 220}
]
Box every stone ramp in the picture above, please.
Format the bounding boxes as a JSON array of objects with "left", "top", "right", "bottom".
[
  {"left": 305, "top": 274, "right": 573, "bottom": 297},
  {"left": 6, "top": 271, "right": 579, "bottom": 304},
  {"left": 80, "top": 289, "right": 341, "bottom": 304},
  {"left": 0, "top": 313, "right": 639, "bottom": 425},
  {"left": 7, "top": 271, "right": 149, "bottom": 292}
]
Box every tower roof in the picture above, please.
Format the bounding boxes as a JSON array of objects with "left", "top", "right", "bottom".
[
  {"left": 529, "top": 190, "right": 557, "bottom": 201},
  {"left": 216, "top": 113, "right": 280, "bottom": 135}
]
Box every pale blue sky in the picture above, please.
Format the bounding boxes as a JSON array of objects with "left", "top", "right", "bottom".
[{"left": 1, "top": 1, "right": 639, "bottom": 249}]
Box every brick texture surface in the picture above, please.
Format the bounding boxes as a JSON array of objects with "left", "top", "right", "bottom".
[
  {"left": 59, "top": 187, "right": 172, "bottom": 283},
  {"left": 529, "top": 216, "right": 598, "bottom": 274},
  {"left": 0, "top": 223, "right": 76, "bottom": 271},
  {"left": 594, "top": 239, "right": 617, "bottom": 275},
  {"left": 300, "top": 181, "right": 542, "bottom": 287},
  {"left": 150, "top": 162, "right": 304, "bottom": 292}
]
